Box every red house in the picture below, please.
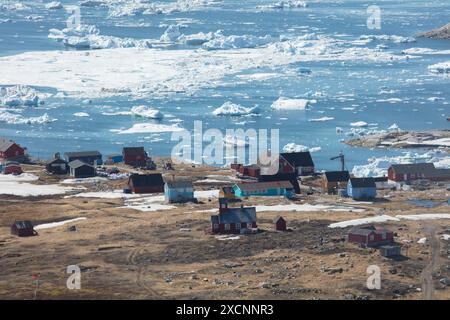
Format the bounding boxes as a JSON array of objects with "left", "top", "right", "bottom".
[
  {"left": 274, "top": 216, "right": 287, "bottom": 231},
  {"left": 211, "top": 198, "right": 257, "bottom": 234},
  {"left": 3, "top": 161, "right": 23, "bottom": 175},
  {"left": 388, "top": 163, "right": 435, "bottom": 182},
  {"left": 128, "top": 173, "right": 164, "bottom": 194},
  {"left": 122, "top": 147, "right": 147, "bottom": 168},
  {"left": 348, "top": 226, "right": 394, "bottom": 248},
  {"left": 0, "top": 138, "right": 25, "bottom": 161}
]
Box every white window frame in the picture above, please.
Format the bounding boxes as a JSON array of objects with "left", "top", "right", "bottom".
[
  {"left": 236, "top": 223, "right": 241, "bottom": 230},
  {"left": 224, "top": 224, "right": 230, "bottom": 231}
]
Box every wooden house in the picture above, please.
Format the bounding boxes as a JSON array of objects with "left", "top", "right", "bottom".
[
  {"left": 238, "top": 164, "right": 261, "bottom": 178},
  {"left": 68, "top": 160, "right": 95, "bottom": 178},
  {"left": 46, "top": 154, "right": 68, "bottom": 174},
  {"left": 0, "top": 138, "right": 25, "bottom": 162},
  {"left": 274, "top": 152, "right": 315, "bottom": 176},
  {"left": 122, "top": 147, "right": 147, "bottom": 167},
  {"left": 64, "top": 151, "right": 102, "bottom": 166},
  {"left": 388, "top": 163, "right": 436, "bottom": 182},
  {"left": 348, "top": 226, "right": 394, "bottom": 248},
  {"left": 323, "top": 171, "right": 350, "bottom": 194},
  {"left": 128, "top": 173, "right": 164, "bottom": 194},
  {"left": 232, "top": 181, "right": 294, "bottom": 197},
  {"left": 211, "top": 199, "right": 257, "bottom": 234},
  {"left": 379, "top": 245, "right": 401, "bottom": 257},
  {"left": 259, "top": 172, "right": 300, "bottom": 194},
  {"left": 347, "top": 177, "right": 376, "bottom": 200},
  {"left": 164, "top": 181, "right": 195, "bottom": 203}
]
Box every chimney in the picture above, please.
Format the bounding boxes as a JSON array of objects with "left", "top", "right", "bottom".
[{"left": 54, "top": 152, "right": 60, "bottom": 159}]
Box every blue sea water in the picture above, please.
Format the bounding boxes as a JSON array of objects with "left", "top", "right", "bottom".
[{"left": 0, "top": 0, "right": 450, "bottom": 172}]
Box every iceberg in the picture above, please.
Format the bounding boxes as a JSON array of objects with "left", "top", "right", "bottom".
[
  {"left": 282, "top": 143, "right": 321, "bottom": 153},
  {"left": 45, "top": 1, "right": 63, "bottom": 10},
  {"left": 130, "top": 105, "right": 164, "bottom": 119},
  {"left": 309, "top": 116, "right": 334, "bottom": 122},
  {"left": 0, "top": 85, "right": 40, "bottom": 107},
  {"left": 350, "top": 121, "right": 368, "bottom": 127},
  {"left": 212, "top": 102, "right": 259, "bottom": 116},
  {"left": 160, "top": 25, "right": 185, "bottom": 43},
  {"left": 259, "top": 0, "right": 308, "bottom": 9},
  {"left": 271, "top": 97, "right": 312, "bottom": 110},
  {"left": 0, "top": 111, "right": 56, "bottom": 125}
]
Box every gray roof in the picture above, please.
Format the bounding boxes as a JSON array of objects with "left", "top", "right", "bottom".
[
  {"left": 165, "top": 181, "right": 193, "bottom": 189},
  {"left": 280, "top": 152, "right": 314, "bottom": 167},
  {"left": 324, "top": 171, "right": 350, "bottom": 182},
  {"left": 216, "top": 207, "right": 257, "bottom": 224},
  {"left": 349, "top": 177, "right": 376, "bottom": 188},
  {"left": 64, "top": 151, "right": 102, "bottom": 158},
  {"left": 68, "top": 159, "right": 93, "bottom": 169},
  {"left": 235, "top": 180, "right": 293, "bottom": 192},
  {"left": 390, "top": 163, "right": 435, "bottom": 175},
  {"left": 0, "top": 139, "right": 16, "bottom": 152}
]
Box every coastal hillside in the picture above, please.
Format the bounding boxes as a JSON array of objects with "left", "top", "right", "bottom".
[{"left": 418, "top": 22, "right": 450, "bottom": 39}]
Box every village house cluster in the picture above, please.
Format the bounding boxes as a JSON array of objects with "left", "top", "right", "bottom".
[{"left": 2, "top": 136, "right": 450, "bottom": 258}]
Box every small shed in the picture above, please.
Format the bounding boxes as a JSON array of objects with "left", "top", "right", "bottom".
[
  {"left": 122, "top": 147, "right": 147, "bottom": 167},
  {"left": 3, "top": 161, "right": 23, "bottom": 175},
  {"left": 68, "top": 160, "right": 95, "bottom": 178},
  {"left": 274, "top": 216, "right": 287, "bottom": 231},
  {"left": 46, "top": 154, "right": 68, "bottom": 174},
  {"left": 347, "top": 177, "right": 377, "bottom": 200},
  {"left": 379, "top": 245, "right": 401, "bottom": 257},
  {"left": 11, "top": 221, "right": 37, "bottom": 237},
  {"left": 164, "top": 181, "right": 195, "bottom": 203},
  {"left": 128, "top": 173, "right": 164, "bottom": 194}
]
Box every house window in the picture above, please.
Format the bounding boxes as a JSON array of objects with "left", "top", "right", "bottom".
[
  {"left": 236, "top": 223, "right": 241, "bottom": 230},
  {"left": 381, "top": 232, "right": 386, "bottom": 240},
  {"left": 247, "top": 223, "right": 252, "bottom": 229},
  {"left": 213, "top": 223, "right": 219, "bottom": 230},
  {"left": 369, "top": 235, "right": 374, "bottom": 241},
  {"left": 225, "top": 224, "right": 230, "bottom": 231}
]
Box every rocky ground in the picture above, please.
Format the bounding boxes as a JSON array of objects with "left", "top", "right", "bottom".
[
  {"left": 345, "top": 130, "right": 450, "bottom": 151},
  {"left": 418, "top": 22, "right": 450, "bottom": 40},
  {"left": 0, "top": 163, "right": 450, "bottom": 300}
]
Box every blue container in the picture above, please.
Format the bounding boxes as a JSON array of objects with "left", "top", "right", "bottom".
[{"left": 123, "top": 188, "right": 132, "bottom": 194}]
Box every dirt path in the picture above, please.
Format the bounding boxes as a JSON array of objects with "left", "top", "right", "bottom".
[
  {"left": 421, "top": 225, "right": 440, "bottom": 300},
  {"left": 127, "top": 248, "right": 160, "bottom": 298}
]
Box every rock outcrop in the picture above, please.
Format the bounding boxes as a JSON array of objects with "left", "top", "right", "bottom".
[{"left": 417, "top": 22, "right": 450, "bottom": 40}]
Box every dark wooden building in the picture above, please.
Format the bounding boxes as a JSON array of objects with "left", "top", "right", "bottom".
[
  {"left": 64, "top": 151, "right": 102, "bottom": 165},
  {"left": 211, "top": 199, "right": 257, "bottom": 234},
  {"left": 46, "top": 154, "right": 68, "bottom": 174},
  {"left": 68, "top": 160, "right": 96, "bottom": 178},
  {"left": 274, "top": 216, "right": 287, "bottom": 231},
  {"left": 259, "top": 172, "right": 300, "bottom": 194},
  {"left": 0, "top": 138, "right": 25, "bottom": 161},
  {"left": 277, "top": 152, "right": 315, "bottom": 176},
  {"left": 323, "top": 171, "right": 350, "bottom": 194},
  {"left": 122, "top": 147, "right": 147, "bottom": 167},
  {"left": 11, "top": 221, "right": 37, "bottom": 237},
  {"left": 128, "top": 173, "right": 165, "bottom": 194}
]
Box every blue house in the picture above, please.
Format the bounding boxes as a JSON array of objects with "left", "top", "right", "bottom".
[
  {"left": 164, "top": 181, "right": 195, "bottom": 203},
  {"left": 233, "top": 181, "right": 294, "bottom": 198},
  {"left": 347, "top": 178, "right": 377, "bottom": 200}
]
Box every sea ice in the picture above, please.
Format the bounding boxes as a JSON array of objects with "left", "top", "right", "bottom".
[
  {"left": 213, "top": 101, "right": 259, "bottom": 116},
  {"left": 131, "top": 105, "right": 164, "bottom": 119},
  {"left": 271, "top": 97, "right": 312, "bottom": 110}
]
